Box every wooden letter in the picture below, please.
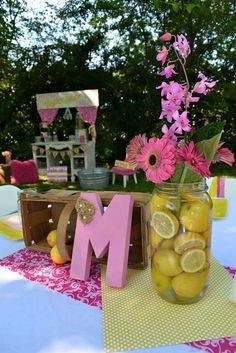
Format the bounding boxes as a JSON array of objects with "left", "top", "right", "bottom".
[{"left": 70, "top": 192, "right": 134, "bottom": 288}]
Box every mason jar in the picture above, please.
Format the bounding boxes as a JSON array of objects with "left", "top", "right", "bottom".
[{"left": 149, "top": 180, "right": 212, "bottom": 304}]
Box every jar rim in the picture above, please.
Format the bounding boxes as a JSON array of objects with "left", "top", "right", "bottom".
[{"left": 154, "top": 179, "right": 208, "bottom": 193}]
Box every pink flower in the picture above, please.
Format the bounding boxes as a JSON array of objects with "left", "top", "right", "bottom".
[
  {"left": 160, "top": 64, "right": 177, "bottom": 79},
  {"left": 185, "top": 91, "right": 200, "bottom": 107},
  {"left": 161, "top": 124, "right": 178, "bottom": 146},
  {"left": 193, "top": 73, "right": 217, "bottom": 95},
  {"left": 156, "top": 46, "right": 168, "bottom": 65},
  {"left": 156, "top": 82, "right": 170, "bottom": 96},
  {"left": 126, "top": 134, "right": 148, "bottom": 166},
  {"left": 160, "top": 99, "right": 180, "bottom": 122},
  {"left": 172, "top": 111, "right": 191, "bottom": 134},
  {"left": 173, "top": 34, "right": 191, "bottom": 58},
  {"left": 166, "top": 81, "right": 185, "bottom": 104},
  {"left": 136, "top": 137, "right": 176, "bottom": 183},
  {"left": 177, "top": 141, "right": 211, "bottom": 177},
  {"left": 213, "top": 141, "right": 235, "bottom": 166},
  {"left": 159, "top": 32, "right": 172, "bottom": 42}
]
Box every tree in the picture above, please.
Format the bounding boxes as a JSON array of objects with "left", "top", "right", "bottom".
[{"left": 0, "top": 0, "right": 235, "bottom": 165}]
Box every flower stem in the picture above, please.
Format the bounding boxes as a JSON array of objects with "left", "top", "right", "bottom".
[
  {"left": 179, "top": 162, "right": 188, "bottom": 184},
  {"left": 173, "top": 47, "right": 190, "bottom": 90},
  {"left": 167, "top": 59, "right": 179, "bottom": 65}
]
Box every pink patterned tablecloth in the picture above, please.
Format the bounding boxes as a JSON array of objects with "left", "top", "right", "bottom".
[
  {"left": 0, "top": 248, "right": 235, "bottom": 353},
  {"left": 0, "top": 248, "right": 102, "bottom": 309}
]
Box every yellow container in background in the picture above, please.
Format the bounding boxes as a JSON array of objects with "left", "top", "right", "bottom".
[{"left": 212, "top": 198, "right": 228, "bottom": 218}]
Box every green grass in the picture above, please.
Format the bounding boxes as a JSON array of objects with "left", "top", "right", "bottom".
[
  {"left": 17, "top": 171, "right": 154, "bottom": 193},
  {"left": 16, "top": 163, "right": 236, "bottom": 194}
]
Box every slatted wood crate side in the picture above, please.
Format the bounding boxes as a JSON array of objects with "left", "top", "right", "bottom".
[
  {"left": 20, "top": 194, "right": 65, "bottom": 247},
  {"left": 20, "top": 191, "right": 151, "bottom": 269}
]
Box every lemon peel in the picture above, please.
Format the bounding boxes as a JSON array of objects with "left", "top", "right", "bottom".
[
  {"left": 151, "top": 267, "right": 172, "bottom": 293},
  {"left": 151, "top": 210, "right": 179, "bottom": 239},
  {"left": 47, "top": 229, "right": 57, "bottom": 248},
  {"left": 180, "top": 202, "right": 211, "bottom": 232},
  {"left": 153, "top": 249, "right": 182, "bottom": 277},
  {"left": 172, "top": 272, "right": 206, "bottom": 298},
  {"left": 149, "top": 227, "right": 162, "bottom": 248},
  {"left": 174, "top": 232, "right": 206, "bottom": 254},
  {"left": 180, "top": 248, "right": 206, "bottom": 273}
]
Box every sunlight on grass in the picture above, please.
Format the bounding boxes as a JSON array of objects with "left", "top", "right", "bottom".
[{"left": 16, "top": 165, "right": 236, "bottom": 194}]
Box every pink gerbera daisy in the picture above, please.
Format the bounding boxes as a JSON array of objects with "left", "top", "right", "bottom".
[
  {"left": 212, "top": 141, "right": 235, "bottom": 166},
  {"left": 126, "top": 134, "right": 148, "bottom": 167},
  {"left": 177, "top": 141, "right": 211, "bottom": 177},
  {"left": 136, "top": 137, "right": 176, "bottom": 183}
]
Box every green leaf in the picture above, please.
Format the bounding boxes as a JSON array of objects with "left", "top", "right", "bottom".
[
  {"left": 171, "top": 3, "right": 180, "bottom": 13},
  {"left": 170, "top": 163, "right": 202, "bottom": 183},
  {"left": 170, "top": 163, "right": 185, "bottom": 183},
  {"left": 186, "top": 3, "right": 199, "bottom": 14},
  {"left": 153, "top": 0, "right": 161, "bottom": 8},
  {"left": 196, "top": 131, "right": 222, "bottom": 161},
  {"left": 193, "top": 122, "right": 225, "bottom": 143},
  {"left": 184, "top": 168, "right": 203, "bottom": 183}
]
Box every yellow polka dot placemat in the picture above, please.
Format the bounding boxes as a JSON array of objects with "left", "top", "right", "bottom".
[{"left": 101, "top": 257, "right": 236, "bottom": 352}]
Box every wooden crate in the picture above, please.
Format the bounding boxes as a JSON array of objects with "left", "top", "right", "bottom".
[{"left": 20, "top": 189, "right": 151, "bottom": 269}]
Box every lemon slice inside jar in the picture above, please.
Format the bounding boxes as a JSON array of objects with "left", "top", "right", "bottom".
[
  {"left": 180, "top": 249, "right": 206, "bottom": 273},
  {"left": 151, "top": 210, "right": 179, "bottom": 239},
  {"left": 174, "top": 232, "right": 206, "bottom": 254}
]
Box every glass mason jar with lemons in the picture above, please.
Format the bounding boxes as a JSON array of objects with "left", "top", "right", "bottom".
[{"left": 149, "top": 180, "right": 212, "bottom": 304}]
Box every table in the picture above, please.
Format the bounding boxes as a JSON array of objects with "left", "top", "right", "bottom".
[{"left": 0, "top": 199, "right": 236, "bottom": 353}]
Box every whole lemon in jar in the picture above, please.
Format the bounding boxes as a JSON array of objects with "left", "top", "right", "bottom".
[
  {"left": 152, "top": 249, "right": 182, "bottom": 277},
  {"left": 180, "top": 202, "right": 211, "bottom": 232}
]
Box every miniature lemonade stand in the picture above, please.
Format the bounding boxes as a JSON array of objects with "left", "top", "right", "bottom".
[{"left": 31, "top": 90, "right": 98, "bottom": 181}]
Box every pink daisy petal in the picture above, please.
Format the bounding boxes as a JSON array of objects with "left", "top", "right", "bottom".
[
  {"left": 213, "top": 141, "right": 235, "bottom": 166},
  {"left": 137, "top": 137, "right": 176, "bottom": 184},
  {"left": 177, "top": 141, "right": 211, "bottom": 178}
]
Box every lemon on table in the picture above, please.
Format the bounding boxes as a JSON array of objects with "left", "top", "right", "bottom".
[
  {"left": 151, "top": 210, "right": 179, "bottom": 239},
  {"left": 50, "top": 245, "right": 68, "bottom": 265},
  {"left": 172, "top": 272, "right": 206, "bottom": 298},
  {"left": 180, "top": 202, "right": 211, "bottom": 232},
  {"left": 151, "top": 267, "right": 172, "bottom": 293},
  {"left": 180, "top": 248, "right": 206, "bottom": 273},
  {"left": 47, "top": 229, "right": 57, "bottom": 247},
  {"left": 149, "top": 227, "right": 162, "bottom": 248},
  {"left": 174, "top": 232, "right": 206, "bottom": 254},
  {"left": 152, "top": 249, "right": 182, "bottom": 277}
]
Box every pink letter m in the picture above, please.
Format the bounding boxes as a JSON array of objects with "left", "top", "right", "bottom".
[{"left": 70, "top": 192, "right": 134, "bottom": 288}]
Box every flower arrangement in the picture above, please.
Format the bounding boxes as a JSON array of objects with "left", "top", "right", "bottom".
[{"left": 127, "top": 33, "right": 234, "bottom": 184}]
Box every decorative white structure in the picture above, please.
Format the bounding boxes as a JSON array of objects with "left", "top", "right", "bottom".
[{"left": 33, "top": 89, "right": 99, "bottom": 181}]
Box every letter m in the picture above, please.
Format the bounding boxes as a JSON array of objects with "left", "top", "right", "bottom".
[{"left": 70, "top": 192, "right": 134, "bottom": 288}]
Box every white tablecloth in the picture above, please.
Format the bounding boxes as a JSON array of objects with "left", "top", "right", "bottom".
[{"left": 0, "top": 199, "right": 235, "bottom": 353}]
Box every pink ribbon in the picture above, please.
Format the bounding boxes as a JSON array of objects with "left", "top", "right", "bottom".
[
  {"left": 38, "top": 109, "right": 59, "bottom": 124},
  {"left": 217, "top": 177, "right": 225, "bottom": 198}
]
